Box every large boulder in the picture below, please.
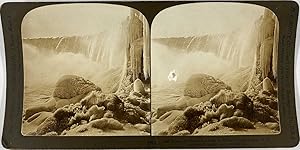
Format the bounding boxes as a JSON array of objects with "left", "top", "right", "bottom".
[
  {"left": 184, "top": 74, "right": 231, "bottom": 98},
  {"left": 53, "top": 75, "right": 101, "bottom": 99}
]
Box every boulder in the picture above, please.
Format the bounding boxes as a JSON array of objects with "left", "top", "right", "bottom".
[
  {"left": 263, "top": 77, "right": 275, "bottom": 94},
  {"left": 133, "top": 79, "right": 146, "bottom": 95},
  {"left": 103, "top": 94, "right": 123, "bottom": 111},
  {"left": 184, "top": 74, "right": 231, "bottom": 98},
  {"left": 53, "top": 75, "right": 101, "bottom": 99},
  {"left": 89, "top": 118, "right": 124, "bottom": 130},
  {"left": 139, "top": 101, "right": 150, "bottom": 111},
  {"left": 220, "top": 116, "right": 254, "bottom": 129},
  {"left": 123, "top": 108, "right": 142, "bottom": 124}
]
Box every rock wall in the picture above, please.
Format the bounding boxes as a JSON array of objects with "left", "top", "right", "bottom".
[
  {"left": 247, "top": 9, "right": 279, "bottom": 93},
  {"left": 117, "top": 10, "right": 150, "bottom": 94}
]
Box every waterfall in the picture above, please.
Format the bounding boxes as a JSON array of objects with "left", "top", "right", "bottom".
[
  {"left": 153, "top": 20, "right": 258, "bottom": 69},
  {"left": 23, "top": 29, "right": 126, "bottom": 71}
]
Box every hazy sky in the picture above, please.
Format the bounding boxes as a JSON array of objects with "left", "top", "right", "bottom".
[
  {"left": 152, "top": 3, "right": 266, "bottom": 38},
  {"left": 22, "top": 4, "right": 131, "bottom": 38}
]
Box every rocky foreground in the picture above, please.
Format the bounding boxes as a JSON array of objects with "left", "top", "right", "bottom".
[
  {"left": 152, "top": 73, "right": 279, "bottom": 136},
  {"left": 22, "top": 75, "right": 150, "bottom": 136}
]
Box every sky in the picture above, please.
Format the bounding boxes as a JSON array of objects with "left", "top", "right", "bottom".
[
  {"left": 152, "top": 2, "right": 267, "bottom": 38},
  {"left": 22, "top": 4, "right": 131, "bottom": 38}
]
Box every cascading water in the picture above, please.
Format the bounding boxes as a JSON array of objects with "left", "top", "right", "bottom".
[
  {"left": 153, "top": 23, "right": 258, "bottom": 70},
  {"left": 23, "top": 27, "right": 126, "bottom": 92}
]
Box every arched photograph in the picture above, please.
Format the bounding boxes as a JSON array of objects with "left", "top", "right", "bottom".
[
  {"left": 21, "top": 4, "right": 151, "bottom": 136},
  {"left": 151, "top": 3, "right": 280, "bottom": 136}
]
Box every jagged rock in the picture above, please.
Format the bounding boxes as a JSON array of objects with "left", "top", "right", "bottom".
[
  {"left": 68, "top": 112, "right": 88, "bottom": 126},
  {"left": 35, "top": 107, "right": 78, "bottom": 135},
  {"left": 255, "top": 91, "right": 278, "bottom": 110},
  {"left": 184, "top": 74, "right": 231, "bottom": 98},
  {"left": 103, "top": 94, "right": 124, "bottom": 111},
  {"left": 220, "top": 116, "right": 254, "bottom": 129},
  {"left": 124, "top": 103, "right": 147, "bottom": 118},
  {"left": 53, "top": 75, "right": 101, "bottom": 99},
  {"left": 232, "top": 93, "right": 253, "bottom": 119},
  {"left": 86, "top": 105, "right": 105, "bottom": 121},
  {"left": 215, "top": 104, "right": 235, "bottom": 120},
  {"left": 167, "top": 107, "right": 202, "bottom": 135},
  {"left": 80, "top": 91, "right": 106, "bottom": 109},
  {"left": 134, "top": 124, "right": 150, "bottom": 132},
  {"left": 53, "top": 107, "right": 74, "bottom": 120},
  {"left": 123, "top": 108, "right": 142, "bottom": 124},
  {"left": 133, "top": 78, "right": 146, "bottom": 95},
  {"left": 183, "top": 106, "right": 204, "bottom": 119},
  {"left": 210, "top": 89, "right": 235, "bottom": 107},
  {"left": 89, "top": 118, "right": 124, "bottom": 130},
  {"left": 195, "top": 103, "right": 234, "bottom": 125},
  {"left": 194, "top": 101, "right": 214, "bottom": 112},
  {"left": 201, "top": 111, "right": 217, "bottom": 124},
  {"left": 139, "top": 101, "right": 150, "bottom": 111},
  {"left": 211, "top": 90, "right": 252, "bottom": 109},
  {"left": 210, "top": 90, "right": 253, "bottom": 119},
  {"left": 253, "top": 101, "right": 278, "bottom": 123}
]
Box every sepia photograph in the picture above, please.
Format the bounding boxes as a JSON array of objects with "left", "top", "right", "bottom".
[
  {"left": 151, "top": 3, "right": 280, "bottom": 136},
  {"left": 21, "top": 4, "right": 151, "bottom": 136}
]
